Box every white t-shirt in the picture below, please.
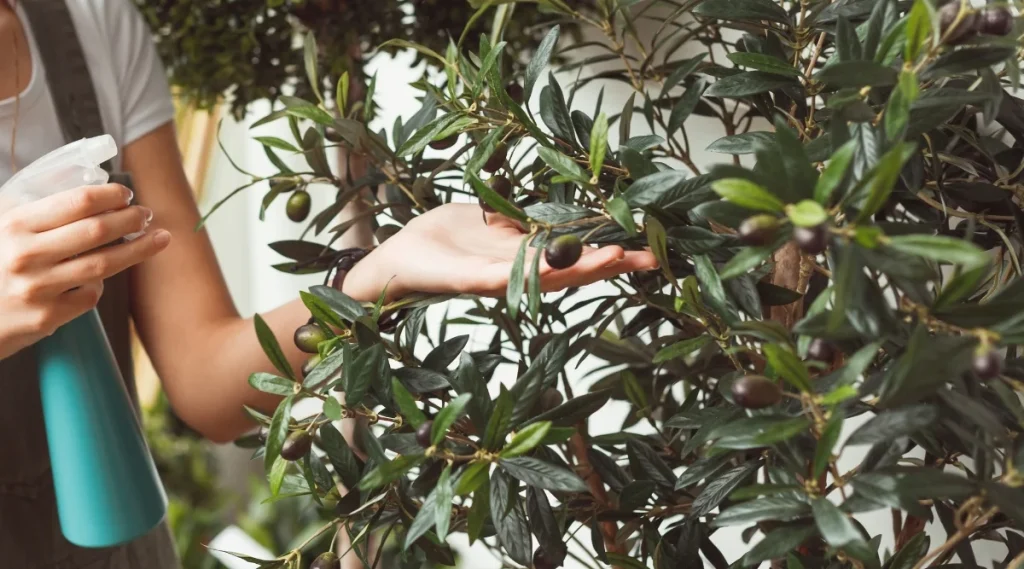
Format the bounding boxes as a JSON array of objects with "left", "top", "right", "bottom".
[{"left": 0, "top": 0, "right": 175, "bottom": 184}]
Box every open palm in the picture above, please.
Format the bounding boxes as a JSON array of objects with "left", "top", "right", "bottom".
[{"left": 342, "top": 203, "right": 658, "bottom": 302}]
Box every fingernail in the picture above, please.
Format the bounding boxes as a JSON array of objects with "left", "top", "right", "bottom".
[
  {"left": 125, "top": 188, "right": 134, "bottom": 205},
  {"left": 153, "top": 230, "right": 171, "bottom": 246},
  {"left": 141, "top": 207, "right": 154, "bottom": 227}
]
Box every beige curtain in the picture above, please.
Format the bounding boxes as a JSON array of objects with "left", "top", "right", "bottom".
[{"left": 132, "top": 96, "right": 221, "bottom": 408}]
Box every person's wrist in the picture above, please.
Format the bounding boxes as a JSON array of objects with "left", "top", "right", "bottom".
[{"left": 333, "top": 247, "right": 396, "bottom": 303}]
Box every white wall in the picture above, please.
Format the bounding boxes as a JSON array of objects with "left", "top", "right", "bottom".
[{"left": 197, "top": 22, "right": 1006, "bottom": 569}]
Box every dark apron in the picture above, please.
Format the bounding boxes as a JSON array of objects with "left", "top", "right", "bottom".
[{"left": 0, "top": 1, "right": 178, "bottom": 566}]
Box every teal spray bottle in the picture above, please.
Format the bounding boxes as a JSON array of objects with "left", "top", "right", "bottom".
[{"left": 0, "top": 135, "right": 167, "bottom": 548}]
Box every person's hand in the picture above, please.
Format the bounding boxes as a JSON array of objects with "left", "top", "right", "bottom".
[
  {"left": 0, "top": 184, "right": 171, "bottom": 359},
  {"left": 341, "top": 203, "right": 658, "bottom": 302}
]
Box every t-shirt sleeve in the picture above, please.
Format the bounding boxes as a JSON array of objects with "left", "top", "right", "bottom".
[{"left": 103, "top": 0, "right": 175, "bottom": 145}]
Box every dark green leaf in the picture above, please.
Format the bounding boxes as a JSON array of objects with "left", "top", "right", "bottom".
[
  {"left": 469, "top": 172, "right": 528, "bottom": 224},
  {"left": 484, "top": 386, "right": 515, "bottom": 450},
  {"left": 392, "top": 378, "right": 427, "bottom": 428},
  {"left": 817, "top": 61, "right": 898, "bottom": 88},
  {"left": 626, "top": 439, "right": 676, "bottom": 489},
  {"left": 254, "top": 314, "right": 295, "bottom": 380},
  {"left": 499, "top": 457, "right": 589, "bottom": 493},
  {"left": 310, "top": 285, "right": 366, "bottom": 322},
  {"left": 319, "top": 422, "right": 362, "bottom": 490},
  {"left": 846, "top": 405, "right": 938, "bottom": 446},
  {"left": 490, "top": 470, "right": 532, "bottom": 564},
  {"left": 248, "top": 373, "right": 297, "bottom": 397},
  {"left": 525, "top": 26, "right": 559, "bottom": 101},
  {"left": 812, "top": 498, "right": 864, "bottom": 547},
  {"left": 728, "top": 53, "right": 802, "bottom": 77},
  {"left": 711, "top": 178, "right": 785, "bottom": 212},
  {"left": 741, "top": 525, "right": 816, "bottom": 566},
  {"left": 264, "top": 395, "right": 294, "bottom": 473},
  {"left": 814, "top": 411, "right": 843, "bottom": 478},
  {"left": 707, "top": 132, "right": 774, "bottom": 155},
  {"left": 714, "top": 497, "right": 810, "bottom": 527},
  {"left": 763, "top": 344, "right": 812, "bottom": 392},
  {"left": 705, "top": 72, "right": 798, "bottom": 98},
  {"left": 432, "top": 394, "right": 472, "bottom": 446},
  {"left": 502, "top": 422, "right": 551, "bottom": 458},
  {"left": 692, "top": 0, "right": 790, "bottom": 24},
  {"left": 886, "top": 234, "right": 988, "bottom": 268},
  {"left": 692, "top": 462, "right": 760, "bottom": 517},
  {"left": 525, "top": 389, "right": 612, "bottom": 427}
]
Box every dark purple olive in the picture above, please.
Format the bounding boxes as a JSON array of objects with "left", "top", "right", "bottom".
[
  {"left": 416, "top": 420, "right": 435, "bottom": 448},
  {"left": 738, "top": 215, "right": 780, "bottom": 247},
  {"left": 980, "top": 8, "right": 1013, "bottom": 36},
  {"left": 533, "top": 547, "right": 561, "bottom": 569},
  {"left": 731, "top": 376, "right": 782, "bottom": 409},
  {"left": 545, "top": 235, "right": 583, "bottom": 269},
  {"left": 482, "top": 175, "right": 514, "bottom": 212},
  {"left": 506, "top": 82, "right": 525, "bottom": 105},
  {"left": 280, "top": 430, "right": 313, "bottom": 461},
  {"left": 938, "top": 2, "right": 980, "bottom": 44},
  {"left": 794, "top": 224, "right": 828, "bottom": 255},
  {"left": 972, "top": 349, "right": 1003, "bottom": 380},
  {"left": 429, "top": 134, "right": 459, "bottom": 150},
  {"left": 483, "top": 142, "right": 508, "bottom": 174},
  {"left": 806, "top": 338, "right": 836, "bottom": 362}
]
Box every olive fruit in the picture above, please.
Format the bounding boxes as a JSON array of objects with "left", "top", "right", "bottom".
[
  {"left": 794, "top": 224, "right": 829, "bottom": 255},
  {"left": 738, "top": 215, "right": 780, "bottom": 247},
  {"left": 286, "top": 190, "right": 312, "bottom": 222},
  {"left": 324, "top": 128, "right": 344, "bottom": 143},
  {"left": 310, "top": 552, "right": 341, "bottom": 569},
  {"left": 301, "top": 354, "right": 322, "bottom": 378},
  {"left": 731, "top": 375, "right": 782, "bottom": 409},
  {"left": 506, "top": 81, "right": 525, "bottom": 105},
  {"left": 806, "top": 338, "right": 835, "bottom": 362},
  {"left": 416, "top": 420, "right": 435, "bottom": 448},
  {"left": 938, "top": 2, "right": 980, "bottom": 44},
  {"left": 429, "top": 134, "right": 459, "bottom": 150},
  {"left": 481, "top": 175, "right": 514, "bottom": 212},
  {"left": 545, "top": 235, "right": 584, "bottom": 270},
  {"left": 538, "top": 387, "right": 564, "bottom": 413},
  {"left": 981, "top": 8, "right": 1013, "bottom": 36},
  {"left": 294, "top": 323, "right": 327, "bottom": 354},
  {"left": 483, "top": 142, "right": 508, "bottom": 173},
  {"left": 280, "top": 430, "right": 313, "bottom": 461},
  {"left": 533, "top": 548, "right": 560, "bottom": 569},
  {"left": 972, "top": 349, "right": 1003, "bottom": 380},
  {"left": 257, "top": 425, "right": 269, "bottom": 443}
]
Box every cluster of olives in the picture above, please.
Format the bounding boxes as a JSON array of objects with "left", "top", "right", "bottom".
[
  {"left": 939, "top": 2, "right": 1015, "bottom": 44},
  {"left": 738, "top": 214, "right": 829, "bottom": 256}
]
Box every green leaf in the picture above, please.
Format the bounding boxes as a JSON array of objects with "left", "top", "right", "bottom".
[
  {"left": 763, "top": 344, "right": 812, "bottom": 392},
  {"left": 886, "top": 70, "right": 919, "bottom": 138},
  {"left": 619, "top": 92, "right": 636, "bottom": 143},
  {"left": 646, "top": 216, "right": 670, "bottom": 278},
  {"left": 398, "top": 114, "right": 463, "bottom": 157},
  {"left": 692, "top": 0, "right": 790, "bottom": 24},
  {"left": 654, "top": 335, "right": 712, "bottom": 364},
  {"left": 506, "top": 235, "right": 529, "bottom": 320},
  {"left": 712, "top": 178, "right": 785, "bottom": 212},
  {"left": 468, "top": 486, "right": 490, "bottom": 545},
  {"left": 814, "top": 411, "right": 843, "bottom": 478},
  {"left": 728, "top": 52, "right": 803, "bottom": 77},
  {"left": 814, "top": 139, "right": 856, "bottom": 205},
  {"left": 303, "top": 35, "right": 322, "bottom": 104},
  {"left": 525, "top": 26, "right": 559, "bottom": 101},
  {"left": 268, "top": 456, "right": 288, "bottom": 496},
  {"left": 404, "top": 485, "right": 439, "bottom": 548},
  {"left": 626, "top": 439, "right": 675, "bottom": 488},
  {"left": 502, "top": 422, "right": 551, "bottom": 458},
  {"left": 667, "top": 78, "right": 707, "bottom": 135},
  {"left": 281, "top": 99, "right": 335, "bottom": 126},
  {"left": 694, "top": 254, "right": 735, "bottom": 322},
  {"left": 391, "top": 378, "right": 427, "bottom": 429},
  {"left": 604, "top": 554, "right": 649, "bottom": 569},
  {"left": 741, "top": 526, "right": 816, "bottom": 566},
  {"left": 525, "top": 390, "right": 612, "bottom": 427},
  {"left": 322, "top": 397, "right": 342, "bottom": 421},
  {"left": 434, "top": 466, "right": 454, "bottom": 541},
  {"left": 624, "top": 171, "right": 697, "bottom": 208},
  {"left": 721, "top": 246, "right": 774, "bottom": 280},
  {"left": 707, "top": 132, "right": 775, "bottom": 155},
  {"left": 345, "top": 344, "right": 385, "bottom": 407},
  {"left": 816, "top": 60, "right": 898, "bottom": 87},
  {"left": 856, "top": 142, "right": 917, "bottom": 223},
  {"left": 319, "top": 423, "right": 361, "bottom": 490},
  {"left": 589, "top": 113, "right": 608, "bottom": 177},
  {"left": 904, "top": 0, "right": 933, "bottom": 63},
  {"left": 254, "top": 314, "right": 295, "bottom": 380},
  {"left": 606, "top": 196, "right": 637, "bottom": 236},
  {"left": 489, "top": 470, "right": 531, "bottom": 564},
  {"left": 255, "top": 136, "right": 300, "bottom": 153},
  {"left": 886, "top": 234, "right": 988, "bottom": 268},
  {"left": 264, "top": 395, "right": 295, "bottom": 473},
  {"left": 713, "top": 497, "right": 810, "bottom": 527},
  {"left": 300, "top": 292, "right": 346, "bottom": 332},
  {"left": 310, "top": 285, "right": 366, "bottom": 322},
  {"left": 812, "top": 498, "right": 864, "bottom": 548},
  {"left": 499, "top": 457, "right": 589, "bottom": 493},
  {"left": 432, "top": 393, "right": 473, "bottom": 446},
  {"left": 539, "top": 79, "right": 576, "bottom": 145},
  {"left": 484, "top": 387, "right": 515, "bottom": 450},
  {"left": 537, "top": 147, "right": 588, "bottom": 183},
  {"left": 661, "top": 53, "right": 707, "bottom": 97},
  {"left": 846, "top": 404, "right": 938, "bottom": 446},
  {"left": 468, "top": 172, "right": 528, "bottom": 224},
  {"left": 465, "top": 127, "right": 505, "bottom": 176},
  {"left": 787, "top": 200, "right": 829, "bottom": 228},
  {"left": 455, "top": 462, "right": 490, "bottom": 496},
  {"left": 248, "top": 373, "right": 298, "bottom": 397},
  {"left": 705, "top": 72, "right": 797, "bottom": 98},
  {"left": 359, "top": 453, "right": 425, "bottom": 491},
  {"left": 336, "top": 72, "right": 349, "bottom": 117},
  {"left": 889, "top": 533, "right": 930, "bottom": 569},
  {"left": 692, "top": 462, "right": 760, "bottom": 517}
]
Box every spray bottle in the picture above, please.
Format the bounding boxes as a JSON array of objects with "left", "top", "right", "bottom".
[{"left": 0, "top": 135, "right": 167, "bottom": 548}]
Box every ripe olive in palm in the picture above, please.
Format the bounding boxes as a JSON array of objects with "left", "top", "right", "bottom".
[
  {"left": 545, "top": 235, "right": 584, "bottom": 270},
  {"left": 281, "top": 430, "right": 313, "bottom": 461},
  {"left": 481, "top": 175, "right": 514, "bottom": 212},
  {"left": 981, "top": 8, "right": 1013, "bottom": 36},
  {"left": 483, "top": 142, "right": 508, "bottom": 173},
  {"left": 429, "top": 134, "right": 459, "bottom": 150},
  {"left": 294, "top": 323, "right": 327, "bottom": 354},
  {"left": 416, "top": 420, "right": 435, "bottom": 448},
  {"left": 731, "top": 375, "right": 782, "bottom": 409},
  {"left": 806, "top": 338, "right": 835, "bottom": 362},
  {"left": 310, "top": 552, "right": 341, "bottom": 569},
  {"left": 738, "top": 215, "right": 780, "bottom": 247},
  {"left": 972, "top": 349, "right": 1003, "bottom": 380},
  {"left": 794, "top": 224, "right": 828, "bottom": 255},
  {"left": 286, "top": 190, "right": 312, "bottom": 222}
]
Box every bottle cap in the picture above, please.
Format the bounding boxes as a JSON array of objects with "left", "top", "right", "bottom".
[{"left": 80, "top": 135, "right": 117, "bottom": 165}]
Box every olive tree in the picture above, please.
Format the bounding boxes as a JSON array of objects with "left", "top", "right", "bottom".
[{"left": 210, "top": 1, "right": 1024, "bottom": 568}]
